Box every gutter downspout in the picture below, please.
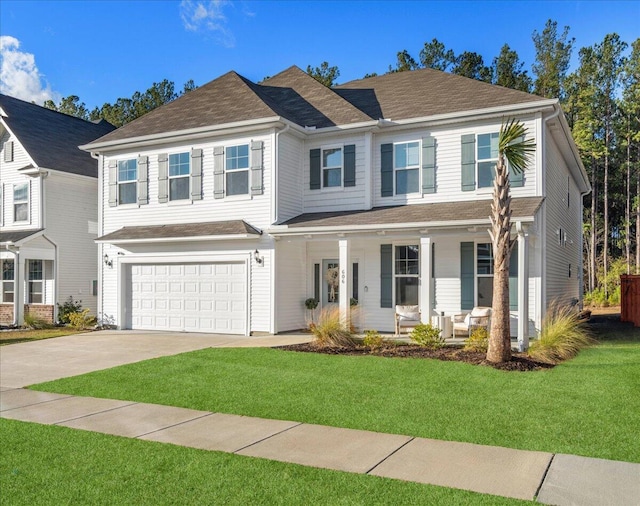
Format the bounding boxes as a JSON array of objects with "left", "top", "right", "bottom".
[{"left": 90, "top": 151, "right": 105, "bottom": 326}]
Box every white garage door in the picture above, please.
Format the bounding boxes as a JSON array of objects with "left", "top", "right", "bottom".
[{"left": 129, "top": 262, "right": 247, "bottom": 334}]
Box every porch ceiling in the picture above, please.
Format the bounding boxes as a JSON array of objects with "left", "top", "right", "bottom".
[{"left": 272, "top": 197, "right": 544, "bottom": 235}]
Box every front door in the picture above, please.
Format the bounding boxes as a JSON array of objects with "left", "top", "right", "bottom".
[{"left": 322, "top": 259, "right": 340, "bottom": 306}]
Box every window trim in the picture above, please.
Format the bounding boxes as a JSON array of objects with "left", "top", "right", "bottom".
[
  {"left": 393, "top": 140, "right": 421, "bottom": 195},
  {"left": 475, "top": 243, "right": 494, "bottom": 307},
  {"left": 13, "top": 182, "right": 29, "bottom": 223},
  {"left": 2, "top": 259, "right": 15, "bottom": 303},
  {"left": 117, "top": 158, "right": 138, "bottom": 206},
  {"left": 168, "top": 152, "right": 191, "bottom": 201},
  {"left": 476, "top": 132, "right": 499, "bottom": 190},
  {"left": 321, "top": 144, "right": 343, "bottom": 189},
  {"left": 225, "top": 143, "right": 250, "bottom": 196},
  {"left": 393, "top": 243, "right": 420, "bottom": 306},
  {"left": 28, "top": 259, "right": 43, "bottom": 304}
]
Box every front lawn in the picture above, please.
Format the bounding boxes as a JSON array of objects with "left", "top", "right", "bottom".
[
  {"left": 0, "top": 419, "right": 526, "bottom": 505},
  {"left": 32, "top": 316, "right": 640, "bottom": 463},
  {"left": 0, "top": 328, "right": 84, "bottom": 346}
]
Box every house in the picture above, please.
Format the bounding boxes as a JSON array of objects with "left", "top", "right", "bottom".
[
  {"left": 0, "top": 94, "right": 115, "bottom": 325},
  {"left": 82, "top": 66, "right": 589, "bottom": 347}
]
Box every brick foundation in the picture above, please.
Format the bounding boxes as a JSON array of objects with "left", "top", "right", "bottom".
[
  {"left": 25, "top": 305, "right": 55, "bottom": 323},
  {"left": 0, "top": 304, "right": 13, "bottom": 325}
]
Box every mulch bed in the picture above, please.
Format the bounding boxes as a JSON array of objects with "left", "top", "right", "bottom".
[{"left": 277, "top": 342, "right": 555, "bottom": 371}]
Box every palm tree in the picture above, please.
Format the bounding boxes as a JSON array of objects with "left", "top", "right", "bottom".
[{"left": 486, "top": 119, "right": 536, "bottom": 363}]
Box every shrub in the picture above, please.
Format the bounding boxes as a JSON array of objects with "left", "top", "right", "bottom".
[
  {"left": 528, "top": 302, "right": 596, "bottom": 364},
  {"left": 363, "top": 329, "right": 385, "bottom": 351},
  {"left": 308, "top": 306, "right": 354, "bottom": 347},
  {"left": 57, "top": 296, "right": 83, "bottom": 324},
  {"left": 304, "top": 298, "right": 319, "bottom": 310},
  {"left": 464, "top": 327, "right": 489, "bottom": 352},
  {"left": 23, "top": 313, "right": 53, "bottom": 330},
  {"left": 410, "top": 323, "right": 445, "bottom": 349},
  {"left": 68, "top": 309, "right": 97, "bottom": 330}
]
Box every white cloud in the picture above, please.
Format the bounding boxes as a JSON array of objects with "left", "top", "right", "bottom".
[
  {"left": 180, "top": 0, "right": 236, "bottom": 48},
  {"left": 0, "top": 36, "right": 58, "bottom": 104}
]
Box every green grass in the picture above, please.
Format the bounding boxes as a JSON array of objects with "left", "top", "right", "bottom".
[
  {"left": 0, "top": 419, "right": 527, "bottom": 505},
  {"left": 0, "top": 328, "right": 84, "bottom": 346},
  {"left": 32, "top": 331, "right": 640, "bottom": 463}
]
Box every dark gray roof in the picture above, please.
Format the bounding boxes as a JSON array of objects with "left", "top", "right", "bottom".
[
  {"left": 335, "top": 68, "right": 544, "bottom": 120},
  {"left": 0, "top": 94, "right": 115, "bottom": 177},
  {"left": 96, "top": 220, "right": 262, "bottom": 243},
  {"left": 279, "top": 197, "right": 544, "bottom": 229},
  {"left": 0, "top": 229, "right": 44, "bottom": 244}
]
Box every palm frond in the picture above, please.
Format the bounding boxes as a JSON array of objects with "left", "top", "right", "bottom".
[{"left": 499, "top": 118, "right": 536, "bottom": 174}]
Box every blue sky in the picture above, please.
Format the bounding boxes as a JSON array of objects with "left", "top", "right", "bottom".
[{"left": 1, "top": 1, "right": 638, "bottom": 109}]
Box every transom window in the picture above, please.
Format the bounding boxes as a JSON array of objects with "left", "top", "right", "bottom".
[
  {"left": 394, "top": 142, "right": 420, "bottom": 194},
  {"left": 169, "top": 152, "right": 190, "bottom": 201},
  {"left": 118, "top": 159, "right": 137, "bottom": 205},
  {"left": 2, "top": 259, "right": 14, "bottom": 303},
  {"left": 395, "top": 245, "right": 419, "bottom": 305},
  {"left": 477, "top": 132, "right": 499, "bottom": 188},
  {"left": 322, "top": 147, "right": 342, "bottom": 188},
  {"left": 28, "top": 260, "right": 43, "bottom": 304},
  {"left": 13, "top": 183, "right": 28, "bottom": 222},
  {"left": 226, "top": 144, "right": 249, "bottom": 196}
]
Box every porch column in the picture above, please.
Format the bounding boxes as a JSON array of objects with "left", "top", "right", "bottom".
[
  {"left": 517, "top": 224, "right": 529, "bottom": 351},
  {"left": 338, "top": 238, "right": 351, "bottom": 327},
  {"left": 420, "top": 236, "right": 432, "bottom": 324},
  {"left": 13, "top": 251, "right": 24, "bottom": 326}
]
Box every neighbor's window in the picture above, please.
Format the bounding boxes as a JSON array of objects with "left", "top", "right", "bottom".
[
  {"left": 2, "top": 259, "right": 14, "bottom": 303},
  {"left": 28, "top": 260, "right": 43, "bottom": 304},
  {"left": 395, "top": 245, "right": 419, "bottom": 305},
  {"left": 13, "top": 183, "right": 29, "bottom": 222},
  {"left": 477, "top": 132, "right": 499, "bottom": 189},
  {"left": 169, "top": 152, "right": 190, "bottom": 201},
  {"left": 394, "top": 141, "right": 420, "bottom": 194},
  {"left": 118, "top": 159, "right": 137, "bottom": 205},
  {"left": 322, "top": 147, "right": 342, "bottom": 188},
  {"left": 226, "top": 144, "right": 249, "bottom": 196},
  {"left": 476, "top": 243, "right": 494, "bottom": 307}
]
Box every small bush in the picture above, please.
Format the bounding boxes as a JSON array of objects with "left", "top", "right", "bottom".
[
  {"left": 68, "top": 309, "right": 97, "bottom": 330},
  {"left": 363, "top": 329, "right": 385, "bottom": 351},
  {"left": 23, "top": 313, "right": 53, "bottom": 330},
  {"left": 464, "top": 327, "right": 489, "bottom": 352},
  {"left": 57, "top": 296, "right": 83, "bottom": 324},
  {"left": 308, "top": 306, "right": 354, "bottom": 347},
  {"left": 304, "top": 298, "right": 319, "bottom": 310},
  {"left": 410, "top": 323, "right": 445, "bottom": 349},
  {"left": 528, "top": 303, "right": 596, "bottom": 364}
]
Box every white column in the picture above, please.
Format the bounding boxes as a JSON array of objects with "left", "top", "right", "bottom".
[
  {"left": 420, "top": 236, "right": 432, "bottom": 324},
  {"left": 14, "top": 251, "right": 24, "bottom": 325},
  {"left": 339, "top": 238, "right": 351, "bottom": 327},
  {"left": 517, "top": 226, "right": 530, "bottom": 351}
]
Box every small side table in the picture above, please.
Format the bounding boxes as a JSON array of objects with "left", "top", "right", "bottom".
[{"left": 432, "top": 315, "right": 452, "bottom": 339}]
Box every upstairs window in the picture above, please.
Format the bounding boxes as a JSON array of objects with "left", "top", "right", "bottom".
[
  {"left": 13, "top": 183, "right": 28, "bottom": 222},
  {"left": 2, "top": 259, "right": 14, "bottom": 303},
  {"left": 477, "top": 132, "right": 499, "bottom": 188},
  {"left": 394, "top": 142, "right": 420, "bottom": 194},
  {"left": 118, "top": 159, "right": 137, "bottom": 205},
  {"left": 169, "top": 152, "right": 190, "bottom": 201},
  {"left": 322, "top": 147, "right": 342, "bottom": 188},
  {"left": 28, "top": 260, "right": 43, "bottom": 304},
  {"left": 226, "top": 144, "right": 249, "bottom": 196}
]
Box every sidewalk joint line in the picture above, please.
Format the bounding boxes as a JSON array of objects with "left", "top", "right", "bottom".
[
  {"left": 364, "top": 436, "right": 415, "bottom": 475},
  {"left": 233, "top": 421, "right": 304, "bottom": 453},
  {"left": 134, "top": 412, "right": 214, "bottom": 438},
  {"left": 51, "top": 401, "right": 140, "bottom": 425},
  {"left": 534, "top": 453, "right": 556, "bottom": 499},
  {"left": 0, "top": 391, "right": 75, "bottom": 412}
]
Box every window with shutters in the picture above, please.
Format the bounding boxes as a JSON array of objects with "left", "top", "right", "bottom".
[
  {"left": 394, "top": 142, "right": 420, "bottom": 194},
  {"left": 2, "top": 259, "right": 14, "bottom": 303},
  {"left": 477, "top": 132, "right": 499, "bottom": 188},
  {"left": 474, "top": 242, "right": 518, "bottom": 309},
  {"left": 395, "top": 245, "right": 419, "bottom": 305},
  {"left": 226, "top": 144, "right": 249, "bottom": 196},
  {"left": 322, "top": 146, "right": 342, "bottom": 188},
  {"left": 118, "top": 159, "right": 137, "bottom": 204},
  {"left": 168, "top": 152, "right": 190, "bottom": 201},
  {"left": 13, "top": 183, "right": 28, "bottom": 222},
  {"left": 28, "top": 260, "right": 43, "bottom": 304}
]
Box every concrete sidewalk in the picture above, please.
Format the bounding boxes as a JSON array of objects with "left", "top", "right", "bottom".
[{"left": 2, "top": 387, "right": 638, "bottom": 505}]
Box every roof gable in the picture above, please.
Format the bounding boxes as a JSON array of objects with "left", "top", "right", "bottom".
[{"left": 0, "top": 94, "right": 115, "bottom": 177}]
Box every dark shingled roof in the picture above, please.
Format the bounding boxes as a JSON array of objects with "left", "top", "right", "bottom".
[
  {"left": 96, "top": 220, "right": 262, "bottom": 243},
  {"left": 334, "top": 68, "right": 544, "bottom": 120},
  {"left": 279, "top": 197, "right": 544, "bottom": 229},
  {"left": 0, "top": 229, "right": 44, "bottom": 244},
  {"left": 0, "top": 94, "right": 115, "bottom": 177}
]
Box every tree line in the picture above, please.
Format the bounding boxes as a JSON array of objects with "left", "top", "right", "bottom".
[{"left": 45, "top": 19, "right": 639, "bottom": 304}]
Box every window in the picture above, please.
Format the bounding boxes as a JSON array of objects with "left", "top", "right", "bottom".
[
  {"left": 226, "top": 144, "right": 249, "bottom": 196},
  {"left": 169, "top": 152, "right": 190, "bottom": 201},
  {"left": 476, "top": 243, "right": 494, "bottom": 307},
  {"left": 13, "top": 183, "right": 28, "bottom": 222},
  {"left": 394, "top": 142, "right": 420, "bottom": 194},
  {"left": 477, "top": 132, "right": 499, "bottom": 188},
  {"left": 395, "top": 245, "right": 419, "bottom": 305},
  {"left": 322, "top": 147, "right": 342, "bottom": 188},
  {"left": 118, "top": 159, "right": 137, "bottom": 204},
  {"left": 2, "top": 259, "right": 14, "bottom": 303},
  {"left": 28, "top": 260, "right": 43, "bottom": 304}
]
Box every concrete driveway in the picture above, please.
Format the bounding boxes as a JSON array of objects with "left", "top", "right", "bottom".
[{"left": 0, "top": 330, "right": 311, "bottom": 388}]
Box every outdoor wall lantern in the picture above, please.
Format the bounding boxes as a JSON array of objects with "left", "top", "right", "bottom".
[
  {"left": 254, "top": 249, "right": 263, "bottom": 265},
  {"left": 103, "top": 254, "right": 113, "bottom": 268}
]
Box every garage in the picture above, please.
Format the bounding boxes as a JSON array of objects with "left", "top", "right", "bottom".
[{"left": 128, "top": 262, "right": 247, "bottom": 334}]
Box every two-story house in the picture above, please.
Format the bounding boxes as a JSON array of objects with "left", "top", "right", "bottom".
[
  {"left": 82, "top": 66, "right": 589, "bottom": 347},
  {"left": 0, "top": 94, "right": 115, "bottom": 325}
]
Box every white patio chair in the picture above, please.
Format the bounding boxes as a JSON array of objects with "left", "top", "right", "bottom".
[
  {"left": 395, "top": 305, "right": 421, "bottom": 335},
  {"left": 452, "top": 307, "right": 492, "bottom": 337}
]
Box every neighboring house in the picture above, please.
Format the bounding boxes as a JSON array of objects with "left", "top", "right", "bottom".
[
  {"left": 0, "top": 94, "right": 115, "bottom": 325},
  {"left": 82, "top": 66, "right": 589, "bottom": 346}
]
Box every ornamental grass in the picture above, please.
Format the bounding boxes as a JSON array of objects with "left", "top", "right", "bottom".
[{"left": 307, "top": 305, "right": 355, "bottom": 347}]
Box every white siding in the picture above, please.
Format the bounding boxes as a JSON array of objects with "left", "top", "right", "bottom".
[
  {"left": 277, "top": 132, "right": 303, "bottom": 223},
  {"left": 275, "top": 239, "right": 307, "bottom": 331}
]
